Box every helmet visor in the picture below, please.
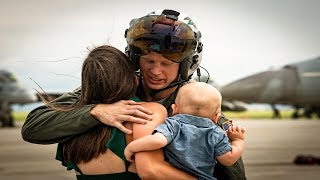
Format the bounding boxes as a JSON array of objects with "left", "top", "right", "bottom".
[
  {"left": 127, "top": 15, "right": 198, "bottom": 63},
  {"left": 131, "top": 37, "right": 197, "bottom": 62}
]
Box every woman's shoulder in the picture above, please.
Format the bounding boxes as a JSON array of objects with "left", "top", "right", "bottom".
[
  {"left": 141, "top": 102, "right": 167, "bottom": 117},
  {"left": 133, "top": 102, "right": 167, "bottom": 133}
]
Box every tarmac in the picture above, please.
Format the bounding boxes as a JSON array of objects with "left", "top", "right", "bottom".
[{"left": 1, "top": 119, "right": 320, "bottom": 180}]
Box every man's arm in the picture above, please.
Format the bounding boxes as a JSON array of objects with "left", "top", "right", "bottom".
[
  {"left": 22, "top": 88, "right": 153, "bottom": 144},
  {"left": 22, "top": 88, "right": 99, "bottom": 144},
  {"left": 133, "top": 102, "right": 196, "bottom": 180},
  {"left": 124, "top": 132, "right": 168, "bottom": 162}
]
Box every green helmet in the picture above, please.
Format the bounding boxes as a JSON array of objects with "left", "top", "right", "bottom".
[{"left": 125, "top": 9, "right": 203, "bottom": 80}]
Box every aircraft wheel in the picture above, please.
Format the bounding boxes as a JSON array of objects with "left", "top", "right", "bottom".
[
  {"left": 0, "top": 115, "right": 6, "bottom": 127},
  {"left": 7, "top": 115, "right": 14, "bottom": 127},
  {"left": 2, "top": 115, "right": 14, "bottom": 127},
  {"left": 303, "top": 108, "right": 313, "bottom": 119},
  {"left": 292, "top": 111, "right": 299, "bottom": 119},
  {"left": 316, "top": 109, "right": 320, "bottom": 118}
]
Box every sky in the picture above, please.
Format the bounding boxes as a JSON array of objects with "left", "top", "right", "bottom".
[{"left": 1, "top": 0, "right": 320, "bottom": 94}]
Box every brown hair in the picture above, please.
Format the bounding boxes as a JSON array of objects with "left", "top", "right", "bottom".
[{"left": 42, "top": 45, "right": 137, "bottom": 164}]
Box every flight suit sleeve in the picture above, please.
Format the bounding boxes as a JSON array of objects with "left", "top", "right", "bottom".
[
  {"left": 213, "top": 113, "right": 247, "bottom": 180},
  {"left": 21, "top": 88, "right": 101, "bottom": 144}
]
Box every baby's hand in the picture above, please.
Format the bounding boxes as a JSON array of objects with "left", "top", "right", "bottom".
[
  {"left": 227, "top": 125, "right": 245, "bottom": 141},
  {"left": 124, "top": 146, "right": 135, "bottom": 162}
]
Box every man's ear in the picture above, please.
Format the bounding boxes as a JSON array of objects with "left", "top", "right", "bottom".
[
  {"left": 134, "top": 75, "right": 139, "bottom": 85},
  {"left": 171, "top": 104, "right": 178, "bottom": 115}
]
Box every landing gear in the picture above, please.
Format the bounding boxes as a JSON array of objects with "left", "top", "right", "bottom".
[
  {"left": 271, "top": 104, "right": 281, "bottom": 119},
  {"left": 0, "top": 113, "right": 14, "bottom": 127},
  {"left": 292, "top": 106, "right": 300, "bottom": 119},
  {"left": 292, "top": 106, "right": 320, "bottom": 119},
  {"left": 0, "top": 103, "right": 14, "bottom": 127},
  {"left": 303, "top": 107, "right": 313, "bottom": 119},
  {"left": 292, "top": 111, "right": 299, "bottom": 119}
]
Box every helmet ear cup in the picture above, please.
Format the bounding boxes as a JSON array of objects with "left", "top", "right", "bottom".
[
  {"left": 130, "top": 53, "right": 140, "bottom": 71},
  {"left": 179, "top": 59, "right": 191, "bottom": 80},
  {"left": 179, "top": 53, "right": 202, "bottom": 80},
  {"left": 125, "top": 46, "right": 140, "bottom": 71}
]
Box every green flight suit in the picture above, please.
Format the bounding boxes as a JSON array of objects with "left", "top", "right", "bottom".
[{"left": 22, "top": 85, "right": 246, "bottom": 180}]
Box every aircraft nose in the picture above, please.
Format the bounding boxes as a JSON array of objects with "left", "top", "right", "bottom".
[
  {"left": 220, "top": 71, "right": 275, "bottom": 102},
  {"left": 17, "top": 88, "right": 38, "bottom": 104},
  {"left": 25, "top": 89, "right": 38, "bottom": 102}
]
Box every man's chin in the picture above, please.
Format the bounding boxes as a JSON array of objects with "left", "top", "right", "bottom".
[{"left": 146, "top": 82, "right": 166, "bottom": 90}]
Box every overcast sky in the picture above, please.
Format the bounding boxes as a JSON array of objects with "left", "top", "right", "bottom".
[{"left": 1, "top": 0, "right": 320, "bottom": 93}]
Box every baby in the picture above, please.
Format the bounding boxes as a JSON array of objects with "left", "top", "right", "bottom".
[{"left": 125, "top": 82, "right": 245, "bottom": 180}]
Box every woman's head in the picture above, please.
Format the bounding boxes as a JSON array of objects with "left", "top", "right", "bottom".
[
  {"left": 59, "top": 45, "right": 138, "bottom": 164},
  {"left": 79, "top": 45, "right": 137, "bottom": 105},
  {"left": 41, "top": 45, "right": 137, "bottom": 111}
]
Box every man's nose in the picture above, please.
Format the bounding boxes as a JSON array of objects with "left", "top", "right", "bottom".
[{"left": 150, "top": 63, "right": 163, "bottom": 75}]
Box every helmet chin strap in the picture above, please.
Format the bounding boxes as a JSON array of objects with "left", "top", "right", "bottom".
[
  {"left": 139, "top": 74, "right": 187, "bottom": 96},
  {"left": 151, "top": 78, "right": 187, "bottom": 96}
]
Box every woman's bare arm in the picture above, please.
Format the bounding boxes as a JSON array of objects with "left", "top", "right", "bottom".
[{"left": 133, "top": 102, "right": 196, "bottom": 180}]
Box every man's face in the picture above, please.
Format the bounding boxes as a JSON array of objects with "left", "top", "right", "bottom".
[{"left": 139, "top": 52, "right": 180, "bottom": 90}]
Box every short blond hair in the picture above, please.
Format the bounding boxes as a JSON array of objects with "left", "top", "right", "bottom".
[{"left": 175, "top": 82, "right": 222, "bottom": 119}]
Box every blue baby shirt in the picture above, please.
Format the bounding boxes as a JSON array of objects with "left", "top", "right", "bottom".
[{"left": 155, "top": 114, "right": 232, "bottom": 180}]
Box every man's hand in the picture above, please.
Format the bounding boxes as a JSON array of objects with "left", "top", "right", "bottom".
[{"left": 90, "top": 100, "right": 153, "bottom": 134}]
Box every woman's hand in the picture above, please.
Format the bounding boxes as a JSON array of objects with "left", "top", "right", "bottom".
[{"left": 90, "top": 100, "right": 153, "bottom": 134}]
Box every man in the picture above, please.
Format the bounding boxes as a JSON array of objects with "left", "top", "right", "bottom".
[{"left": 22, "top": 9, "right": 246, "bottom": 180}]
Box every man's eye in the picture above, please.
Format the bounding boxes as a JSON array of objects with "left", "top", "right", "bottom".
[
  {"left": 162, "top": 62, "right": 173, "bottom": 66},
  {"left": 142, "top": 57, "right": 152, "bottom": 63},
  {"left": 146, "top": 59, "right": 154, "bottom": 64}
]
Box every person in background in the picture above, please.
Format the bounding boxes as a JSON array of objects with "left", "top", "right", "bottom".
[{"left": 22, "top": 9, "right": 246, "bottom": 179}]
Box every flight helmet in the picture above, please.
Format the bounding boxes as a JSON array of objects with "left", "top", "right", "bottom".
[{"left": 125, "top": 9, "right": 203, "bottom": 80}]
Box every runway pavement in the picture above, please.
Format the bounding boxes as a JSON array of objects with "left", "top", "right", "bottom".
[{"left": 1, "top": 119, "right": 320, "bottom": 180}]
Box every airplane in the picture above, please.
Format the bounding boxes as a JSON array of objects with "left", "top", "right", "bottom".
[
  {"left": 0, "top": 70, "right": 61, "bottom": 127},
  {"left": 220, "top": 56, "right": 320, "bottom": 118},
  {"left": 192, "top": 72, "right": 247, "bottom": 112},
  {"left": 0, "top": 70, "right": 38, "bottom": 127}
]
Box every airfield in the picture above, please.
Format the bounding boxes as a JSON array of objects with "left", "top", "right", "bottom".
[{"left": 1, "top": 119, "right": 320, "bottom": 180}]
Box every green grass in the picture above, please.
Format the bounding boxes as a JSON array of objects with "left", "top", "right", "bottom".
[
  {"left": 223, "top": 110, "right": 295, "bottom": 119},
  {"left": 12, "top": 112, "right": 29, "bottom": 121}
]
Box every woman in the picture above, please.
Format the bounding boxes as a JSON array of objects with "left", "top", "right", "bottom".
[{"left": 41, "top": 45, "right": 194, "bottom": 179}]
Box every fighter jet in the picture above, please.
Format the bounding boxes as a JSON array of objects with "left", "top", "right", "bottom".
[
  {"left": 0, "top": 70, "right": 38, "bottom": 126},
  {"left": 0, "top": 70, "right": 62, "bottom": 127},
  {"left": 193, "top": 72, "right": 247, "bottom": 112},
  {"left": 220, "top": 56, "right": 320, "bottom": 118}
]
